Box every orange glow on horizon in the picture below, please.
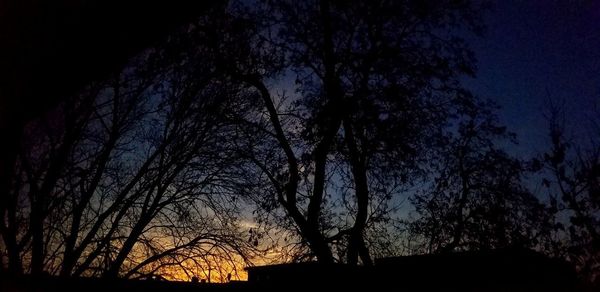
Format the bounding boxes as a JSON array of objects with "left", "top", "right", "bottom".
[{"left": 132, "top": 246, "right": 293, "bottom": 283}]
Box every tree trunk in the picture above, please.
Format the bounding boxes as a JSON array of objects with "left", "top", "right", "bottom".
[
  {"left": 30, "top": 194, "right": 45, "bottom": 275},
  {"left": 0, "top": 194, "right": 23, "bottom": 274},
  {"left": 343, "top": 119, "right": 372, "bottom": 266}
]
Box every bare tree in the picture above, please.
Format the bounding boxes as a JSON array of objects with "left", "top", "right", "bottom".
[
  {"left": 409, "top": 102, "right": 556, "bottom": 254},
  {"left": 1, "top": 37, "right": 262, "bottom": 280},
  {"left": 210, "top": 0, "right": 488, "bottom": 265},
  {"left": 541, "top": 101, "right": 600, "bottom": 282}
]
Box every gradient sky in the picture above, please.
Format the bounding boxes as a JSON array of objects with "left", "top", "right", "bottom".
[{"left": 464, "top": 0, "right": 600, "bottom": 157}]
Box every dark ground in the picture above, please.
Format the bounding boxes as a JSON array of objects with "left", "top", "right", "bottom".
[{"left": 1, "top": 248, "right": 584, "bottom": 292}]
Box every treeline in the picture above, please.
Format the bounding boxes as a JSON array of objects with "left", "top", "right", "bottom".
[{"left": 0, "top": 0, "right": 597, "bottom": 285}]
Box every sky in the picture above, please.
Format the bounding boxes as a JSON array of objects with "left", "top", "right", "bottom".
[{"left": 464, "top": 0, "right": 600, "bottom": 157}]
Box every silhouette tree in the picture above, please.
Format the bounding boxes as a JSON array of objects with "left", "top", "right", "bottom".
[
  {"left": 0, "top": 40, "right": 261, "bottom": 280},
  {"left": 7, "top": 0, "right": 579, "bottom": 282},
  {"left": 0, "top": 3, "right": 224, "bottom": 258},
  {"left": 409, "top": 102, "right": 555, "bottom": 253},
  {"left": 204, "top": 0, "right": 489, "bottom": 264},
  {"left": 540, "top": 102, "right": 600, "bottom": 283}
]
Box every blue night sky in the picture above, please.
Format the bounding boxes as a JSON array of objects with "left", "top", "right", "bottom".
[{"left": 464, "top": 0, "right": 600, "bottom": 157}]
